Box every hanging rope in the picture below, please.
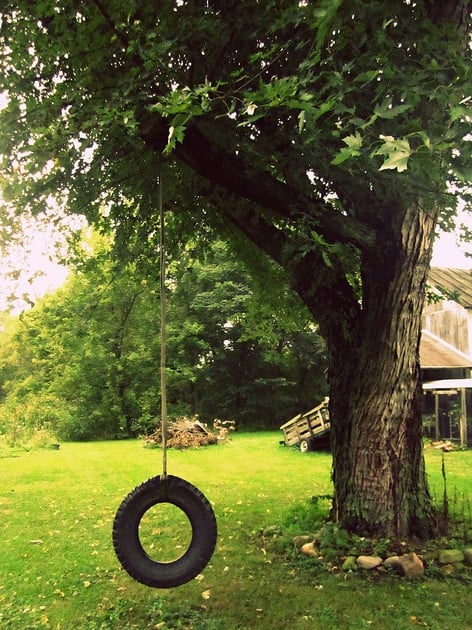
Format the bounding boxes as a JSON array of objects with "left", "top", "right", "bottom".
[
  {"left": 112, "top": 158, "right": 218, "bottom": 589},
  {"left": 158, "top": 158, "right": 168, "bottom": 479}
]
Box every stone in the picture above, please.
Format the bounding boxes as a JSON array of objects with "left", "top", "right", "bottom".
[
  {"left": 356, "top": 555, "right": 382, "bottom": 570},
  {"left": 393, "top": 552, "right": 424, "bottom": 578},
  {"left": 438, "top": 549, "right": 464, "bottom": 565},
  {"left": 293, "top": 535, "right": 313, "bottom": 548},
  {"left": 383, "top": 555, "right": 401, "bottom": 569},
  {"left": 300, "top": 542, "right": 318, "bottom": 557},
  {"left": 341, "top": 556, "right": 357, "bottom": 571},
  {"left": 463, "top": 548, "right": 472, "bottom": 566}
]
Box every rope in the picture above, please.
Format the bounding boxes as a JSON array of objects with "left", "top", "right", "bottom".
[{"left": 158, "top": 159, "right": 168, "bottom": 479}]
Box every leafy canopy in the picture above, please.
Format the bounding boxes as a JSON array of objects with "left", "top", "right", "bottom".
[{"left": 0, "top": 1, "right": 470, "bottom": 335}]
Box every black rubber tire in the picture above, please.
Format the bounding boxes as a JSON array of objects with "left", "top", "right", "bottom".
[{"left": 113, "top": 475, "right": 217, "bottom": 588}]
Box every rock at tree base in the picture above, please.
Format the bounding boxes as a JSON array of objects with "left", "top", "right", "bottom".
[
  {"left": 356, "top": 556, "right": 382, "bottom": 570},
  {"left": 342, "top": 556, "right": 357, "bottom": 571},
  {"left": 387, "top": 552, "right": 424, "bottom": 577},
  {"left": 293, "top": 535, "right": 313, "bottom": 549},
  {"left": 438, "top": 549, "right": 465, "bottom": 565},
  {"left": 383, "top": 556, "right": 401, "bottom": 569},
  {"left": 300, "top": 542, "right": 318, "bottom": 558}
]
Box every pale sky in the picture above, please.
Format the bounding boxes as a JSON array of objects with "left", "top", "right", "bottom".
[
  {"left": 431, "top": 230, "right": 472, "bottom": 269},
  {"left": 0, "top": 219, "right": 470, "bottom": 315},
  {"left": 1, "top": 223, "right": 69, "bottom": 313},
  {"left": 431, "top": 205, "right": 472, "bottom": 268}
]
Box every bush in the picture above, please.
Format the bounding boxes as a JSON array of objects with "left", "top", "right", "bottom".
[{"left": 0, "top": 394, "right": 61, "bottom": 449}]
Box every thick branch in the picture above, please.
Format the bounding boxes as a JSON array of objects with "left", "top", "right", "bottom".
[
  {"left": 291, "top": 251, "right": 362, "bottom": 343},
  {"left": 139, "top": 115, "right": 376, "bottom": 253},
  {"left": 221, "top": 206, "right": 287, "bottom": 267},
  {"left": 210, "top": 190, "right": 362, "bottom": 337}
]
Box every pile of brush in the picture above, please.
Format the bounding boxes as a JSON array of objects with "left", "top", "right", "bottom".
[{"left": 143, "top": 417, "right": 219, "bottom": 450}]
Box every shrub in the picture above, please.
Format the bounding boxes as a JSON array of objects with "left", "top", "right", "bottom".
[{"left": 0, "top": 394, "right": 60, "bottom": 449}]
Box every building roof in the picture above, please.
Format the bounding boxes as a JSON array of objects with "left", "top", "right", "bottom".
[
  {"left": 420, "top": 329, "right": 472, "bottom": 368},
  {"left": 428, "top": 267, "right": 472, "bottom": 308},
  {"left": 423, "top": 378, "right": 472, "bottom": 391}
]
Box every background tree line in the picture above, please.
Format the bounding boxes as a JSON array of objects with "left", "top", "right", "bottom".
[
  {"left": 1, "top": 0, "right": 469, "bottom": 537},
  {"left": 0, "top": 231, "right": 327, "bottom": 442}
]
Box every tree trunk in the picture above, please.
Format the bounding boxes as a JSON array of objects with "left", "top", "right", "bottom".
[{"left": 327, "top": 204, "right": 438, "bottom": 539}]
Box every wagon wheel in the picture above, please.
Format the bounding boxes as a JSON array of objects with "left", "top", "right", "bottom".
[{"left": 299, "top": 439, "right": 312, "bottom": 453}]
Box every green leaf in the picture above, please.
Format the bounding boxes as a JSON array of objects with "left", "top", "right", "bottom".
[
  {"left": 331, "top": 147, "right": 360, "bottom": 165},
  {"left": 376, "top": 135, "right": 411, "bottom": 173},
  {"left": 331, "top": 132, "right": 363, "bottom": 165},
  {"left": 298, "top": 110, "right": 306, "bottom": 134},
  {"left": 342, "top": 132, "right": 363, "bottom": 150},
  {"left": 450, "top": 105, "right": 470, "bottom": 122},
  {"left": 418, "top": 131, "right": 432, "bottom": 150},
  {"left": 378, "top": 152, "right": 410, "bottom": 172},
  {"left": 374, "top": 97, "right": 412, "bottom": 120},
  {"left": 354, "top": 69, "right": 381, "bottom": 86}
]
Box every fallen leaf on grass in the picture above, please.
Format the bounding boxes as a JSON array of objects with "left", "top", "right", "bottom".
[{"left": 201, "top": 590, "right": 211, "bottom": 600}]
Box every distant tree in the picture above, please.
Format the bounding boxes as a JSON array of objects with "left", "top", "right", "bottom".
[
  {"left": 0, "top": 234, "right": 326, "bottom": 438},
  {"left": 0, "top": 1, "right": 470, "bottom": 536},
  {"left": 0, "top": 233, "right": 160, "bottom": 440},
  {"left": 167, "top": 240, "right": 327, "bottom": 427}
]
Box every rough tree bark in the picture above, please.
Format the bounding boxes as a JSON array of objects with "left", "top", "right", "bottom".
[{"left": 324, "top": 204, "right": 438, "bottom": 538}]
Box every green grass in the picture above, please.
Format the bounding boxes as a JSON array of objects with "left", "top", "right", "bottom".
[{"left": 1, "top": 433, "right": 472, "bottom": 629}]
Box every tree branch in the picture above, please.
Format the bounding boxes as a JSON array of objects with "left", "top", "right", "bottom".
[
  {"left": 90, "top": 0, "right": 129, "bottom": 49},
  {"left": 139, "top": 115, "right": 377, "bottom": 253},
  {"left": 201, "top": 186, "right": 362, "bottom": 336}
]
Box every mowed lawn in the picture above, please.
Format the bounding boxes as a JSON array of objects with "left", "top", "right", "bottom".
[{"left": 1, "top": 433, "right": 472, "bottom": 629}]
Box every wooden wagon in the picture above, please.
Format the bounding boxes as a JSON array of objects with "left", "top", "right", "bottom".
[{"left": 280, "top": 397, "right": 330, "bottom": 452}]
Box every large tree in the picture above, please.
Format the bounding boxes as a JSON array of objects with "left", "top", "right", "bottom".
[{"left": 0, "top": 1, "right": 470, "bottom": 538}]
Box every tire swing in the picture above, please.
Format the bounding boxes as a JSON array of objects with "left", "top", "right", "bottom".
[{"left": 112, "top": 163, "right": 217, "bottom": 588}]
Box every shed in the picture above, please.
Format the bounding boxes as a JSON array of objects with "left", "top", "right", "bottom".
[
  {"left": 424, "top": 268, "right": 472, "bottom": 357},
  {"left": 422, "top": 378, "right": 472, "bottom": 447},
  {"left": 427, "top": 268, "right": 472, "bottom": 308},
  {"left": 420, "top": 329, "right": 472, "bottom": 369}
]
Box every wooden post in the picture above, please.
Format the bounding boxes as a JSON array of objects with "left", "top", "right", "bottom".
[
  {"left": 460, "top": 387, "right": 467, "bottom": 448},
  {"left": 434, "top": 393, "right": 440, "bottom": 440}
]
